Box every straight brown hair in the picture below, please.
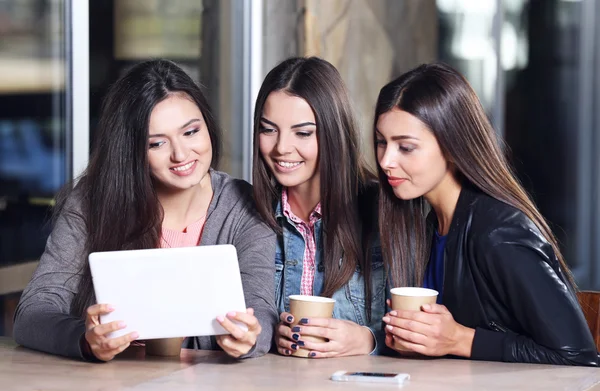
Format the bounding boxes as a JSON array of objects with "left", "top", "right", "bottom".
[
  {"left": 252, "top": 57, "right": 376, "bottom": 310},
  {"left": 374, "top": 62, "right": 575, "bottom": 288}
]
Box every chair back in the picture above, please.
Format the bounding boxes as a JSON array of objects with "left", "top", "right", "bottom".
[{"left": 577, "top": 291, "right": 600, "bottom": 352}]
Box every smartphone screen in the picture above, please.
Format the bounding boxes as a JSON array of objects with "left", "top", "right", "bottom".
[
  {"left": 331, "top": 370, "right": 409, "bottom": 384},
  {"left": 346, "top": 372, "right": 399, "bottom": 377}
]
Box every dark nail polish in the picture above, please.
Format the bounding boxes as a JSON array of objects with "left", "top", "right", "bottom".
[
  {"left": 299, "top": 318, "right": 309, "bottom": 325},
  {"left": 292, "top": 333, "right": 299, "bottom": 341},
  {"left": 292, "top": 326, "right": 301, "bottom": 332},
  {"left": 286, "top": 315, "right": 293, "bottom": 323},
  {"left": 291, "top": 344, "right": 298, "bottom": 350},
  {"left": 309, "top": 352, "right": 316, "bottom": 357},
  {"left": 297, "top": 340, "right": 305, "bottom": 347},
  {"left": 285, "top": 349, "right": 291, "bottom": 355}
]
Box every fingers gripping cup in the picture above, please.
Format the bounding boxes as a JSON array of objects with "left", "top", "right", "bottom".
[
  {"left": 288, "top": 295, "right": 335, "bottom": 358},
  {"left": 390, "top": 287, "right": 438, "bottom": 351}
]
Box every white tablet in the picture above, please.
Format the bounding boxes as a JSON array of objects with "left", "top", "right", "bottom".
[{"left": 89, "top": 244, "right": 247, "bottom": 339}]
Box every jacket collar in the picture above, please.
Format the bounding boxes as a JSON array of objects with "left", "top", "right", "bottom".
[
  {"left": 275, "top": 197, "right": 284, "bottom": 219},
  {"left": 427, "top": 184, "right": 481, "bottom": 242}
]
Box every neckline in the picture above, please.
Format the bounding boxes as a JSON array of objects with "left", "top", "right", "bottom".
[
  {"left": 281, "top": 188, "right": 322, "bottom": 224},
  {"left": 434, "top": 230, "right": 448, "bottom": 240},
  {"left": 162, "top": 215, "right": 206, "bottom": 234}
]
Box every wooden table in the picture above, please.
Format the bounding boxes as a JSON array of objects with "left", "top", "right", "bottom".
[{"left": 1, "top": 338, "right": 598, "bottom": 390}]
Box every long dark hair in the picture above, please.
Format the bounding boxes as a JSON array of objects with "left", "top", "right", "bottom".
[
  {"left": 374, "top": 62, "right": 575, "bottom": 288},
  {"left": 58, "top": 59, "right": 222, "bottom": 317},
  {"left": 252, "top": 57, "right": 375, "bottom": 304}
]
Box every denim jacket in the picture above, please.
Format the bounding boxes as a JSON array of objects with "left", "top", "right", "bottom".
[{"left": 273, "top": 186, "right": 387, "bottom": 354}]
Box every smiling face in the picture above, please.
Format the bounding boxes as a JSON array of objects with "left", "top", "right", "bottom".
[
  {"left": 375, "top": 108, "right": 450, "bottom": 201},
  {"left": 258, "top": 90, "right": 320, "bottom": 193},
  {"left": 147, "top": 93, "right": 212, "bottom": 192}
]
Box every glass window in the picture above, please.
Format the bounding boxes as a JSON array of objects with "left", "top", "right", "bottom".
[
  {"left": 0, "top": 0, "right": 68, "bottom": 336},
  {"left": 90, "top": 0, "right": 249, "bottom": 176}
]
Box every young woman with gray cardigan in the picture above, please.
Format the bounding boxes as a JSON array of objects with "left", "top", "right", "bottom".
[{"left": 13, "top": 60, "right": 278, "bottom": 362}]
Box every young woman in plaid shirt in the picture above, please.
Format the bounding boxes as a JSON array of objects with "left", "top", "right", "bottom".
[{"left": 252, "top": 57, "right": 387, "bottom": 358}]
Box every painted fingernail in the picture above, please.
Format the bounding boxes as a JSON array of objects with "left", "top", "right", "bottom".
[
  {"left": 292, "top": 326, "right": 301, "bottom": 332},
  {"left": 118, "top": 321, "right": 127, "bottom": 328},
  {"left": 297, "top": 341, "right": 305, "bottom": 347},
  {"left": 291, "top": 344, "right": 298, "bottom": 350},
  {"left": 107, "top": 305, "right": 115, "bottom": 311},
  {"left": 227, "top": 311, "right": 236, "bottom": 317},
  {"left": 286, "top": 315, "right": 293, "bottom": 323},
  {"left": 299, "top": 318, "right": 309, "bottom": 325},
  {"left": 292, "top": 333, "right": 300, "bottom": 341},
  {"left": 309, "top": 352, "right": 316, "bottom": 357},
  {"left": 132, "top": 332, "right": 139, "bottom": 339},
  {"left": 285, "top": 349, "right": 291, "bottom": 355},
  {"left": 217, "top": 316, "right": 225, "bottom": 322},
  {"left": 382, "top": 316, "right": 390, "bottom": 323},
  {"left": 386, "top": 325, "right": 393, "bottom": 331}
]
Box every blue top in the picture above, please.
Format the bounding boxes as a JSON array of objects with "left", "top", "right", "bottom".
[{"left": 424, "top": 231, "right": 447, "bottom": 304}]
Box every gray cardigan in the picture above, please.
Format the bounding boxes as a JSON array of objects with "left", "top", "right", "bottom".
[{"left": 13, "top": 170, "right": 278, "bottom": 359}]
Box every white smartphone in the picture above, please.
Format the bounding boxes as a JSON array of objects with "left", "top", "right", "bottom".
[{"left": 330, "top": 370, "right": 410, "bottom": 385}]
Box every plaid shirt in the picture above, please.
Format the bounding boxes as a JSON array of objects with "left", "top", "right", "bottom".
[{"left": 281, "top": 189, "right": 322, "bottom": 296}]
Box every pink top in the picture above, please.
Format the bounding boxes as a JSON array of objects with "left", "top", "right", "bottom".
[
  {"left": 160, "top": 216, "right": 206, "bottom": 248},
  {"left": 137, "top": 217, "right": 205, "bottom": 345},
  {"left": 281, "top": 189, "right": 322, "bottom": 296}
]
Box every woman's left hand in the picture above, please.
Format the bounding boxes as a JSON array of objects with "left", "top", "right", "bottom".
[
  {"left": 382, "top": 303, "right": 474, "bottom": 357},
  {"left": 292, "top": 318, "right": 375, "bottom": 358},
  {"left": 216, "top": 308, "right": 261, "bottom": 358}
]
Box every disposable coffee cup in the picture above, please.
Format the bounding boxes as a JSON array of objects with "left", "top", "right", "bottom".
[
  {"left": 288, "top": 295, "right": 335, "bottom": 358},
  {"left": 145, "top": 337, "right": 184, "bottom": 357},
  {"left": 390, "top": 287, "right": 438, "bottom": 351}
]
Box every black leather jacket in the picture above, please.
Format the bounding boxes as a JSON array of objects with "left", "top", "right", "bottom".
[{"left": 431, "top": 186, "right": 598, "bottom": 366}]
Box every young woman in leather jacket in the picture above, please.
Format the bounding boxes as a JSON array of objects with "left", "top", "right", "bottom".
[{"left": 374, "top": 63, "right": 598, "bottom": 366}]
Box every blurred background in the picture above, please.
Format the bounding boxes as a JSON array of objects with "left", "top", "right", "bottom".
[{"left": 0, "top": 0, "right": 599, "bottom": 337}]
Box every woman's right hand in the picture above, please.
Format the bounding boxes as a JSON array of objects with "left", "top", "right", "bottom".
[
  {"left": 275, "top": 312, "right": 299, "bottom": 356},
  {"left": 83, "top": 304, "right": 139, "bottom": 361}
]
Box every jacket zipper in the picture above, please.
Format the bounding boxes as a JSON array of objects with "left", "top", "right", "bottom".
[{"left": 489, "top": 321, "right": 508, "bottom": 333}]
